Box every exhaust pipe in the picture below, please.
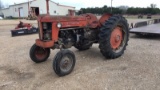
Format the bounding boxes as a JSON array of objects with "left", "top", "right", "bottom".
[{"left": 46, "top": 0, "right": 49, "bottom": 15}]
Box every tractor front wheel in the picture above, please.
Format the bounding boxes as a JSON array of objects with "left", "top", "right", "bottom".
[
  {"left": 53, "top": 50, "right": 76, "bottom": 76},
  {"left": 30, "top": 44, "right": 50, "bottom": 63},
  {"left": 99, "top": 15, "right": 129, "bottom": 59}
]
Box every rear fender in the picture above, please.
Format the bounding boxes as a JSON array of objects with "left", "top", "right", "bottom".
[
  {"left": 81, "top": 13, "right": 99, "bottom": 28},
  {"left": 99, "top": 13, "right": 112, "bottom": 26}
]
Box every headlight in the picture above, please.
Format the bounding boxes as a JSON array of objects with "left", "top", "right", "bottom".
[{"left": 57, "top": 23, "right": 62, "bottom": 28}]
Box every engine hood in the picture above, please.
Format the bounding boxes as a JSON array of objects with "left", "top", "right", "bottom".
[{"left": 38, "top": 14, "right": 86, "bottom": 22}]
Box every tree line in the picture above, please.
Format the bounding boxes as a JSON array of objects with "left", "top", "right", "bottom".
[
  {"left": 78, "top": 5, "right": 160, "bottom": 15},
  {"left": 127, "top": 7, "right": 160, "bottom": 15},
  {"left": 78, "top": 5, "right": 123, "bottom": 15}
]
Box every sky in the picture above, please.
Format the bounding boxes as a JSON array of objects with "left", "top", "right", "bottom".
[{"left": 1, "top": 0, "right": 160, "bottom": 9}]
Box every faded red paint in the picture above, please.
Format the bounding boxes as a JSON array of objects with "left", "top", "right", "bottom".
[
  {"left": 35, "top": 1, "right": 113, "bottom": 48},
  {"left": 81, "top": 13, "right": 99, "bottom": 28},
  {"left": 36, "top": 13, "right": 113, "bottom": 48},
  {"left": 15, "top": 21, "right": 32, "bottom": 30},
  {"left": 35, "top": 47, "right": 48, "bottom": 60},
  {"left": 36, "top": 15, "right": 88, "bottom": 48},
  {"left": 99, "top": 13, "right": 112, "bottom": 26},
  {"left": 36, "top": 39, "right": 54, "bottom": 48},
  {"left": 52, "top": 23, "right": 59, "bottom": 42},
  {"left": 110, "top": 26, "right": 123, "bottom": 49}
]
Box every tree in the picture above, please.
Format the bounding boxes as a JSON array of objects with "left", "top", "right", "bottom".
[
  {"left": 78, "top": 5, "right": 123, "bottom": 15},
  {"left": 78, "top": 5, "right": 160, "bottom": 15},
  {"left": 126, "top": 7, "right": 160, "bottom": 15}
]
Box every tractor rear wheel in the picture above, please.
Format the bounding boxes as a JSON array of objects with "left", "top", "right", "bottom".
[
  {"left": 53, "top": 50, "right": 76, "bottom": 76},
  {"left": 30, "top": 44, "right": 50, "bottom": 63},
  {"left": 99, "top": 15, "right": 129, "bottom": 59}
]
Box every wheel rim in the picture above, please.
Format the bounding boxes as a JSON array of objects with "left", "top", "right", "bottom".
[
  {"left": 110, "top": 26, "right": 123, "bottom": 50},
  {"left": 35, "top": 47, "right": 48, "bottom": 60},
  {"left": 60, "top": 55, "right": 73, "bottom": 73}
]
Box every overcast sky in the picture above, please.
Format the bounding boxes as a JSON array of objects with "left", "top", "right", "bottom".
[{"left": 1, "top": 0, "right": 160, "bottom": 9}]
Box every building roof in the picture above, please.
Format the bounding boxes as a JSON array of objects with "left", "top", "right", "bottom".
[
  {"left": 50, "top": 1, "right": 75, "bottom": 8},
  {"left": 9, "top": 0, "right": 75, "bottom": 8}
]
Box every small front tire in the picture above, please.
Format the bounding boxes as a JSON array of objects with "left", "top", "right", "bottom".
[
  {"left": 53, "top": 50, "right": 76, "bottom": 76},
  {"left": 30, "top": 44, "right": 50, "bottom": 63}
]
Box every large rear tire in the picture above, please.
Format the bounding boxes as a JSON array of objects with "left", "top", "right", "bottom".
[
  {"left": 99, "top": 15, "right": 129, "bottom": 59},
  {"left": 30, "top": 44, "right": 50, "bottom": 63}
]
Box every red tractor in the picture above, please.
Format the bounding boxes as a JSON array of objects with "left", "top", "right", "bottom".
[{"left": 30, "top": 0, "right": 129, "bottom": 76}]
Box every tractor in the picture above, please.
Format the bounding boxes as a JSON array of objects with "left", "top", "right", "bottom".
[{"left": 29, "top": 0, "right": 129, "bottom": 76}]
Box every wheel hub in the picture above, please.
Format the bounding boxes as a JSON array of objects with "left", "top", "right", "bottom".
[
  {"left": 60, "top": 56, "right": 73, "bottom": 72},
  {"left": 110, "top": 26, "right": 123, "bottom": 49},
  {"left": 115, "top": 35, "right": 121, "bottom": 42},
  {"left": 35, "top": 48, "right": 47, "bottom": 60},
  {"left": 62, "top": 60, "right": 69, "bottom": 68}
]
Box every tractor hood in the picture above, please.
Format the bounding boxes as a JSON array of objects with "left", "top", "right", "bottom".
[{"left": 38, "top": 14, "right": 86, "bottom": 22}]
